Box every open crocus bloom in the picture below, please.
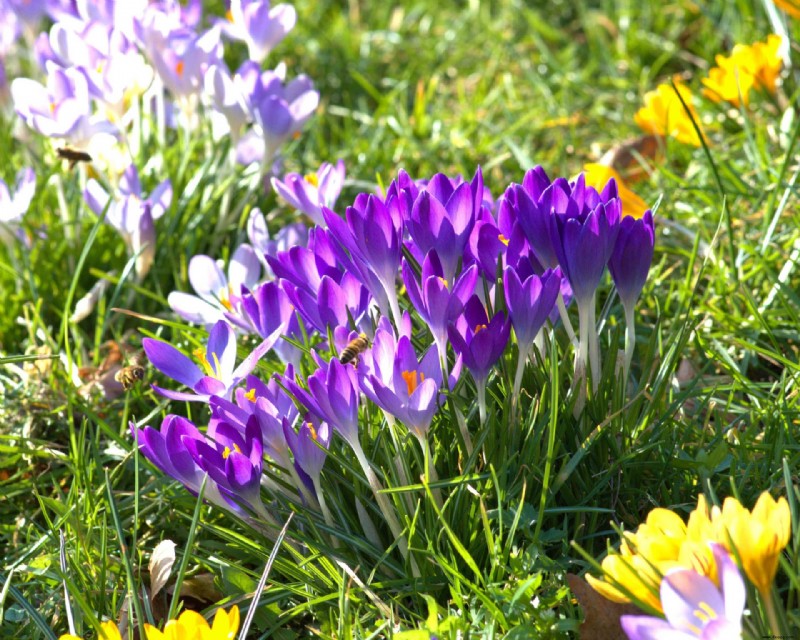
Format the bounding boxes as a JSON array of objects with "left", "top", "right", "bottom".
[{"left": 621, "top": 543, "right": 745, "bottom": 640}]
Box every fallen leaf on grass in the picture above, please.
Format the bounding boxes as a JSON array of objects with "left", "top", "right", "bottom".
[{"left": 566, "top": 573, "right": 641, "bottom": 640}]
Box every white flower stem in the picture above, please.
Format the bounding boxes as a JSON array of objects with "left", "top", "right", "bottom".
[
  {"left": 557, "top": 291, "right": 577, "bottom": 346},
  {"left": 513, "top": 343, "right": 531, "bottom": 400},
  {"left": 623, "top": 302, "right": 636, "bottom": 388},
  {"left": 572, "top": 299, "right": 591, "bottom": 416},
  {"left": 477, "top": 378, "right": 487, "bottom": 426},
  {"left": 415, "top": 432, "right": 442, "bottom": 508},
  {"left": 588, "top": 292, "right": 601, "bottom": 393},
  {"left": 312, "top": 475, "right": 338, "bottom": 548},
  {"left": 348, "top": 438, "right": 413, "bottom": 567}
]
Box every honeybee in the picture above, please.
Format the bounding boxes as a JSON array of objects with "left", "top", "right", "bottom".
[
  {"left": 57, "top": 146, "right": 93, "bottom": 169},
  {"left": 339, "top": 333, "right": 369, "bottom": 366},
  {"left": 115, "top": 351, "right": 146, "bottom": 390}
]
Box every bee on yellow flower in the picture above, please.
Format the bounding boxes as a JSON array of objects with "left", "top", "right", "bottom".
[
  {"left": 634, "top": 78, "right": 705, "bottom": 147},
  {"left": 702, "top": 35, "right": 783, "bottom": 107}
]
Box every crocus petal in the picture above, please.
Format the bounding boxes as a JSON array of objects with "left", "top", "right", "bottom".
[{"left": 143, "top": 338, "right": 203, "bottom": 388}]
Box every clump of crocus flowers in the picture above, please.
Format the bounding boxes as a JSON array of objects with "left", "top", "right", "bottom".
[
  {"left": 586, "top": 491, "right": 792, "bottom": 639},
  {"left": 132, "top": 162, "right": 656, "bottom": 576}
]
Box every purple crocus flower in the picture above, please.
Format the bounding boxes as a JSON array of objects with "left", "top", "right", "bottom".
[
  {"left": 405, "top": 170, "right": 480, "bottom": 283},
  {"left": 268, "top": 227, "right": 373, "bottom": 335},
  {"left": 621, "top": 543, "right": 745, "bottom": 640},
  {"left": 547, "top": 173, "right": 621, "bottom": 306},
  {"left": 503, "top": 264, "right": 561, "bottom": 396},
  {"left": 168, "top": 244, "right": 261, "bottom": 330},
  {"left": 608, "top": 210, "right": 655, "bottom": 311},
  {"left": 143, "top": 25, "right": 221, "bottom": 102},
  {"left": 271, "top": 159, "right": 345, "bottom": 227},
  {"left": 358, "top": 327, "right": 442, "bottom": 441},
  {"left": 402, "top": 250, "right": 478, "bottom": 365},
  {"left": 220, "top": 0, "right": 296, "bottom": 63},
  {"left": 448, "top": 295, "right": 510, "bottom": 424},
  {"left": 282, "top": 357, "right": 361, "bottom": 450},
  {"left": 323, "top": 190, "right": 404, "bottom": 325},
  {"left": 240, "top": 279, "right": 302, "bottom": 366},
  {"left": 143, "top": 319, "right": 280, "bottom": 402},
  {"left": 234, "top": 61, "right": 319, "bottom": 171},
  {"left": 11, "top": 63, "right": 116, "bottom": 142},
  {"left": 183, "top": 415, "right": 266, "bottom": 516},
  {"left": 44, "top": 21, "right": 152, "bottom": 113},
  {"left": 130, "top": 414, "right": 270, "bottom": 521},
  {"left": 504, "top": 166, "right": 560, "bottom": 270},
  {"left": 246, "top": 207, "right": 308, "bottom": 273},
  {"left": 204, "top": 62, "right": 250, "bottom": 142},
  {"left": 0, "top": 167, "right": 36, "bottom": 247},
  {"left": 84, "top": 164, "right": 172, "bottom": 277},
  {"left": 608, "top": 210, "right": 655, "bottom": 381},
  {"left": 283, "top": 414, "right": 330, "bottom": 493}
]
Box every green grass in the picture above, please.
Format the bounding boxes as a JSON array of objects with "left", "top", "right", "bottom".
[{"left": 2, "top": 0, "right": 800, "bottom": 638}]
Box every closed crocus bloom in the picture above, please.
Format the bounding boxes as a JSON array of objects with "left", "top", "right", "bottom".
[
  {"left": 144, "top": 605, "right": 240, "bottom": 640},
  {"left": 583, "top": 163, "right": 649, "bottom": 220},
  {"left": 635, "top": 79, "right": 704, "bottom": 147},
  {"left": 608, "top": 210, "right": 655, "bottom": 311},
  {"left": 712, "top": 492, "right": 791, "bottom": 596},
  {"left": 222, "top": 0, "right": 296, "bottom": 64}
]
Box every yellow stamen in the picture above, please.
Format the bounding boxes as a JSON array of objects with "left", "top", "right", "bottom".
[
  {"left": 175, "top": 60, "right": 185, "bottom": 77},
  {"left": 244, "top": 388, "right": 256, "bottom": 403},
  {"left": 222, "top": 443, "right": 242, "bottom": 459},
  {"left": 226, "top": 8, "right": 234, "bottom": 21},
  {"left": 307, "top": 422, "right": 318, "bottom": 441},
  {"left": 438, "top": 277, "right": 449, "bottom": 288},
  {"left": 193, "top": 348, "right": 220, "bottom": 378},
  {"left": 304, "top": 172, "right": 319, "bottom": 188},
  {"left": 498, "top": 234, "right": 509, "bottom": 246},
  {"left": 475, "top": 324, "right": 488, "bottom": 334},
  {"left": 49, "top": 101, "right": 56, "bottom": 114}
]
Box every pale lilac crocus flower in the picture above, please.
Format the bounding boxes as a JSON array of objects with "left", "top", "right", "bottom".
[
  {"left": 220, "top": 0, "right": 296, "bottom": 64},
  {"left": 143, "top": 319, "right": 281, "bottom": 402},
  {"left": 84, "top": 164, "right": 172, "bottom": 277},
  {"left": 271, "top": 159, "right": 345, "bottom": 227},
  {"left": 168, "top": 244, "right": 261, "bottom": 330},
  {"left": 621, "top": 543, "right": 745, "bottom": 640},
  {"left": 11, "top": 63, "right": 116, "bottom": 143},
  {"left": 0, "top": 168, "right": 36, "bottom": 247},
  {"left": 246, "top": 207, "right": 308, "bottom": 274},
  {"left": 234, "top": 61, "right": 319, "bottom": 171}
]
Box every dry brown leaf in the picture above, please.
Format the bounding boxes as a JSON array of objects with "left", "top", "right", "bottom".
[
  {"left": 567, "top": 573, "right": 642, "bottom": 640},
  {"left": 597, "top": 134, "right": 663, "bottom": 183}
]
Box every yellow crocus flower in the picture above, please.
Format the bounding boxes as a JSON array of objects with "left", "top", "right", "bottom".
[
  {"left": 774, "top": 0, "right": 800, "bottom": 18},
  {"left": 59, "top": 605, "right": 240, "bottom": 640},
  {"left": 635, "top": 79, "right": 704, "bottom": 147},
  {"left": 712, "top": 492, "right": 791, "bottom": 596},
  {"left": 702, "top": 35, "right": 783, "bottom": 107},
  {"left": 60, "top": 621, "right": 122, "bottom": 640}
]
